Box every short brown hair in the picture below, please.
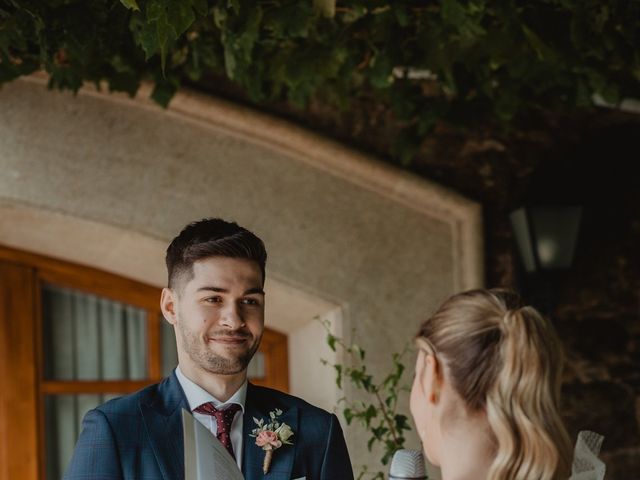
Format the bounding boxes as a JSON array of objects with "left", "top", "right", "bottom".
[{"left": 165, "top": 218, "right": 267, "bottom": 289}]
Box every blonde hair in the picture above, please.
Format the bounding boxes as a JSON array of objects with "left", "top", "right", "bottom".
[{"left": 416, "top": 289, "right": 572, "bottom": 480}]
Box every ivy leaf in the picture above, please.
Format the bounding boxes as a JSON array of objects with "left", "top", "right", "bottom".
[
  {"left": 151, "top": 74, "right": 178, "bottom": 107},
  {"left": 327, "top": 333, "right": 336, "bottom": 352},
  {"left": 218, "top": 5, "right": 262, "bottom": 80},
  {"left": 166, "top": 0, "right": 198, "bottom": 37},
  {"left": 441, "top": 0, "right": 486, "bottom": 40},
  {"left": 153, "top": 10, "right": 177, "bottom": 71},
  {"left": 394, "top": 414, "right": 410, "bottom": 432},
  {"left": 363, "top": 404, "right": 377, "bottom": 426},
  {"left": 522, "top": 24, "right": 555, "bottom": 62},
  {"left": 313, "top": 0, "right": 335, "bottom": 18},
  {"left": 119, "top": 0, "right": 140, "bottom": 11},
  {"left": 372, "top": 425, "right": 389, "bottom": 439},
  {"left": 265, "top": 2, "right": 313, "bottom": 39},
  {"left": 352, "top": 344, "right": 365, "bottom": 361},
  {"left": 343, "top": 407, "right": 354, "bottom": 425},
  {"left": 341, "top": 5, "right": 367, "bottom": 23},
  {"left": 367, "top": 435, "right": 377, "bottom": 451},
  {"left": 227, "top": 0, "right": 241, "bottom": 15},
  {"left": 368, "top": 53, "right": 394, "bottom": 89},
  {"left": 334, "top": 364, "right": 343, "bottom": 389},
  {"left": 136, "top": 0, "right": 203, "bottom": 72},
  {"left": 394, "top": 5, "right": 410, "bottom": 27},
  {"left": 441, "top": 0, "right": 465, "bottom": 25}
]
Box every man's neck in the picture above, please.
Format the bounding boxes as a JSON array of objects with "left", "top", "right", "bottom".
[{"left": 178, "top": 361, "right": 247, "bottom": 403}]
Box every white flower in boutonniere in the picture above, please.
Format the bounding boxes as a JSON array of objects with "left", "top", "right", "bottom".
[{"left": 250, "top": 408, "right": 294, "bottom": 474}]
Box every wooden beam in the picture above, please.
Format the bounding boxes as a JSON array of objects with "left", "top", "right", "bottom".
[
  {"left": 0, "top": 245, "right": 161, "bottom": 311},
  {"left": 0, "top": 263, "right": 39, "bottom": 480},
  {"left": 40, "top": 381, "right": 156, "bottom": 395}
]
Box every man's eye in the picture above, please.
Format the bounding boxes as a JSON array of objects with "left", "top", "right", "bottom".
[
  {"left": 205, "top": 296, "right": 223, "bottom": 303},
  {"left": 241, "top": 298, "right": 259, "bottom": 306}
]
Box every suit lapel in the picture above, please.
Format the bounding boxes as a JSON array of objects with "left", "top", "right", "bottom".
[
  {"left": 140, "top": 372, "right": 189, "bottom": 480},
  {"left": 243, "top": 385, "right": 298, "bottom": 480}
]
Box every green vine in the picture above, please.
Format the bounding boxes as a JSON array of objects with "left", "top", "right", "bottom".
[
  {"left": 1, "top": 0, "right": 639, "bottom": 163},
  {"left": 319, "top": 318, "right": 412, "bottom": 480}
]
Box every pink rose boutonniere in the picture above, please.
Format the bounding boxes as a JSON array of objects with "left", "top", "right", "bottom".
[{"left": 250, "top": 408, "right": 294, "bottom": 474}]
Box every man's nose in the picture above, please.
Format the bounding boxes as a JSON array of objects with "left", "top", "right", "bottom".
[{"left": 220, "top": 302, "right": 244, "bottom": 328}]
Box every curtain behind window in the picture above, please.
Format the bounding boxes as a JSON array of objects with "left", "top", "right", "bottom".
[{"left": 42, "top": 284, "right": 147, "bottom": 479}]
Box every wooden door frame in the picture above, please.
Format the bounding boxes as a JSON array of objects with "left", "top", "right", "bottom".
[{"left": 0, "top": 261, "right": 39, "bottom": 480}]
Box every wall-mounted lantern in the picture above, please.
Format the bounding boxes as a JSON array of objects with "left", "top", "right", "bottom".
[
  {"left": 510, "top": 205, "right": 582, "bottom": 316},
  {"left": 509, "top": 206, "right": 582, "bottom": 274}
]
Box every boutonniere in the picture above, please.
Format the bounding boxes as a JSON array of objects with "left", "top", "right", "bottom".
[{"left": 250, "top": 408, "right": 294, "bottom": 474}]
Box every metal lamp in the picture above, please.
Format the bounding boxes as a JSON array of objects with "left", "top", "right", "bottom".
[{"left": 509, "top": 206, "right": 582, "bottom": 273}]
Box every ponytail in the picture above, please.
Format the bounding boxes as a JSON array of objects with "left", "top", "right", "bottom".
[
  {"left": 486, "top": 307, "right": 572, "bottom": 479},
  {"left": 416, "top": 289, "right": 572, "bottom": 480}
]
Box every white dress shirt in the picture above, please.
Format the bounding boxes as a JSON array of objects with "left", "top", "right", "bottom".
[{"left": 175, "top": 366, "right": 247, "bottom": 469}]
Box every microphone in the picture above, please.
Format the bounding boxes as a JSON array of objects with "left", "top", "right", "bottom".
[{"left": 389, "top": 449, "right": 427, "bottom": 479}]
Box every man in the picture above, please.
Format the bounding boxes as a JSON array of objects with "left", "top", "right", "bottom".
[{"left": 65, "top": 218, "right": 353, "bottom": 480}]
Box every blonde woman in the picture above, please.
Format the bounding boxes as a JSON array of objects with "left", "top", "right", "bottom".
[{"left": 410, "top": 289, "right": 572, "bottom": 480}]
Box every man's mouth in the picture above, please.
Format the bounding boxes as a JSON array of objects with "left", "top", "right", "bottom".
[{"left": 208, "top": 336, "right": 249, "bottom": 345}]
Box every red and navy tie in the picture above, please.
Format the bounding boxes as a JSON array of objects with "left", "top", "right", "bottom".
[{"left": 194, "top": 402, "right": 242, "bottom": 459}]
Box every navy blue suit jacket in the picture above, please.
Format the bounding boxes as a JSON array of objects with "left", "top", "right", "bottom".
[{"left": 64, "top": 372, "right": 353, "bottom": 480}]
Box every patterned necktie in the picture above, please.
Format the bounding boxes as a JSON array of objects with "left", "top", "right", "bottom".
[{"left": 194, "top": 402, "right": 242, "bottom": 459}]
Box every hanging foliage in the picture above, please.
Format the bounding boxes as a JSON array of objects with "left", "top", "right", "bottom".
[{"left": 1, "top": 0, "right": 639, "bottom": 162}]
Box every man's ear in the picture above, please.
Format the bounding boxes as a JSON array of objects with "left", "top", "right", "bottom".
[
  {"left": 422, "top": 353, "right": 443, "bottom": 405},
  {"left": 160, "top": 287, "right": 178, "bottom": 325}
]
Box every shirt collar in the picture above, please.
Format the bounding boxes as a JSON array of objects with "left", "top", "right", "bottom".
[{"left": 175, "top": 366, "right": 247, "bottom": 413}]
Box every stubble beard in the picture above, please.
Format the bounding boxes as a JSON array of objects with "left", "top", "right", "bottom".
[{"left": 178, "top": 318, "right": 261, "bottom": 375}]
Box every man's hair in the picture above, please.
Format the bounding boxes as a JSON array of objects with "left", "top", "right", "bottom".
[{"left": 165, "top": 218, "right": 267, "bottom": 289}]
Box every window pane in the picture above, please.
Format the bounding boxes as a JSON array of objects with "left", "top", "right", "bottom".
[
  {"left": 42, "top": 284, "right": 147, "bottom": 380},
  {"left": 44, "top": 394, "right": 121, "bottom": 480}
]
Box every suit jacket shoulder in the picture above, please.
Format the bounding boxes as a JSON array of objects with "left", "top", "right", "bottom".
[
  {"left": 65, "top": 374, "right": 188, "bottom": 480},
  {"left": 98, "top": 374, "right": 186, "bottom": 417}
]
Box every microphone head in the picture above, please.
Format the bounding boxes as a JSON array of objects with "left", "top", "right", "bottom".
[{"left": 389, "top": 449, "right": 427, "bottom": 479}]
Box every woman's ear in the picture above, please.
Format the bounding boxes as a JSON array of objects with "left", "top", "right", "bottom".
[
  {"left": 423, "top": 353, "right": 442, "bottom": 404},
  {"left": 160, "top": 288, "right": 178, "bottom": 325}
]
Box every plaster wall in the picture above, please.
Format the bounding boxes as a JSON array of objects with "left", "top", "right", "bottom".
[{"left": 0, "top": 77, "right": 482, "bottom": 475}]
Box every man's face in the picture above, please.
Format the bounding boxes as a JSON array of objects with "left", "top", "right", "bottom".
[{"left": 166, "top": 256, "right": 265, "bottom": 376}]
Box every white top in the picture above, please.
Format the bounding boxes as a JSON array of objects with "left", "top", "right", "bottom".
[{"left": 175, "top": 366, "right": 248, "bottom": 469}]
